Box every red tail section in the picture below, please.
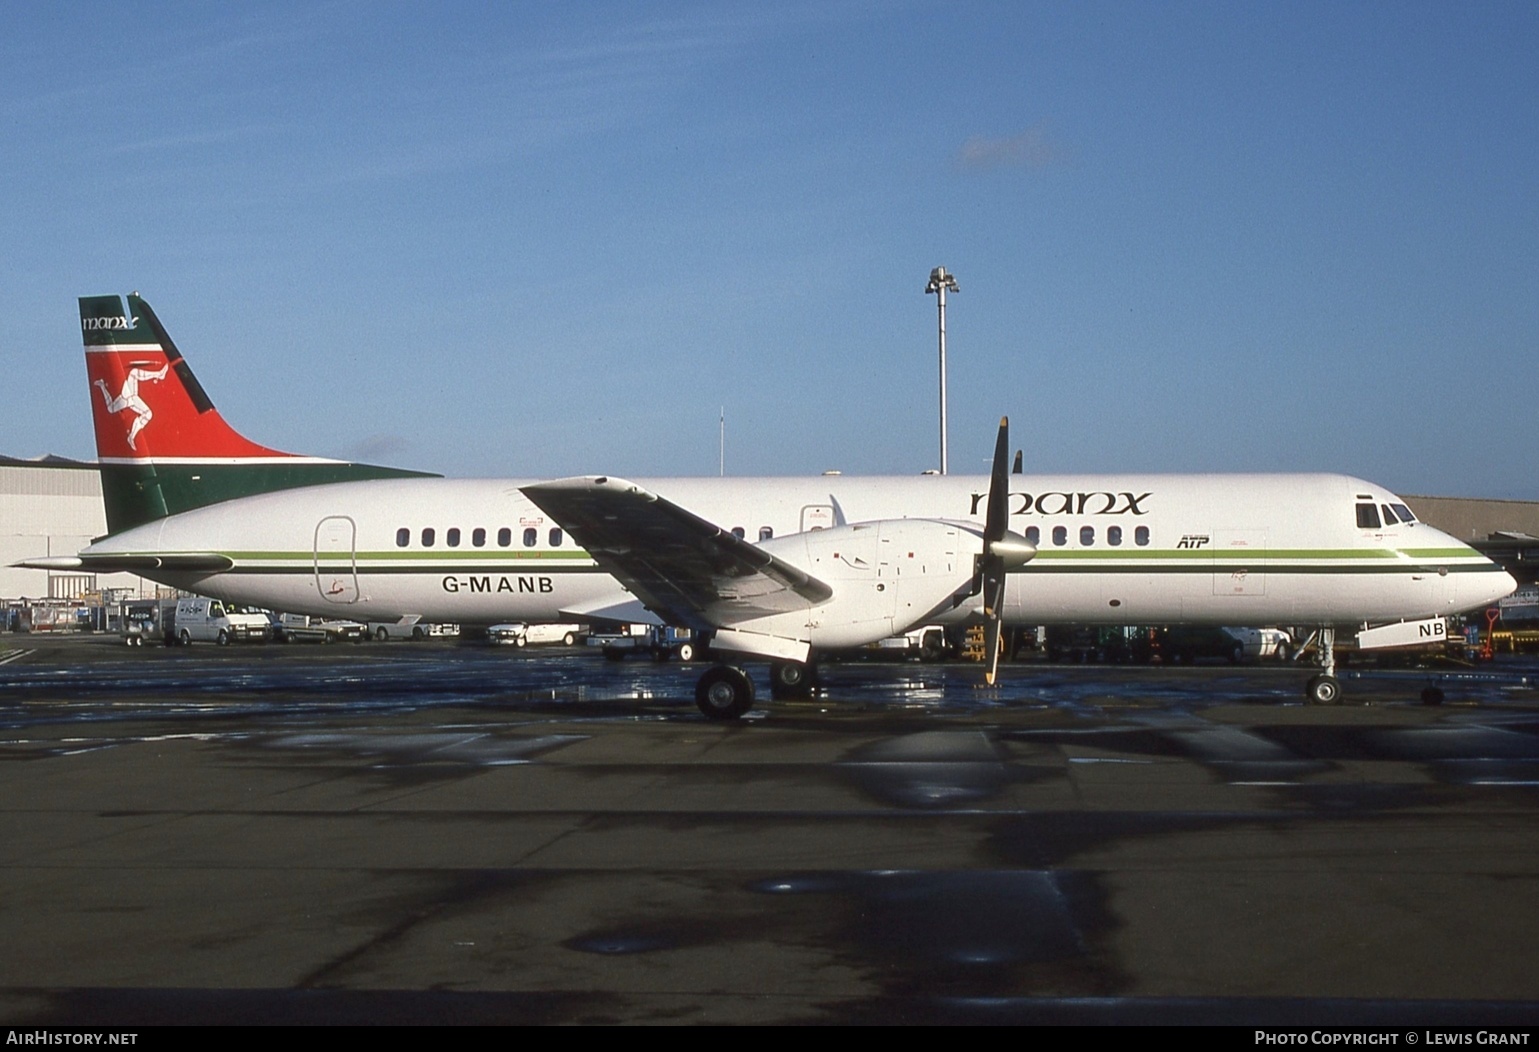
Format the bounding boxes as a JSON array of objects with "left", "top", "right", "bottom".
[
  {"left": 81, "top": 294, "right": 299, "bottom": 463},
  {"left": 79, "top": 294, "right": 437, "bottom": 534}
]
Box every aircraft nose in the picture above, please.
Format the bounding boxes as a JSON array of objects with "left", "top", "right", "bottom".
[{"left": 1466, "top": 567, "right": 1518, "bottom": 610}]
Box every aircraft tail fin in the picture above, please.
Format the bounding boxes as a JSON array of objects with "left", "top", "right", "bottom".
[{"left": 81, "top": 293, "right": 436, "bottom": 534}]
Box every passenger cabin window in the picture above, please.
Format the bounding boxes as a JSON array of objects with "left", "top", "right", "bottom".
[
  {"left": 1135, "top": 526, "right": 1150, "bottom": 546},
  {"left": 395, "top": 528, "right": 409, "bottom": 548},
  {"left": 549, "top": 528, "right": 563, "bottom": 547},
  {"left": 1108, "top": 525, "right": 1123, "bottom": 546},
  {"left": 1025, "top": 526, "right": 1040, "bottom": 546},
  {"left": 498, "top": 527, "right": 511, "bottom": 547},
  {"left": 1080, "top": 526, "right": 1095, "bottom": 546},
  {"left": 759, "top": 526, "right": 773, "bottom": 541},
  {"left": 472, "top": 528, "right": 486, "bottom": 547},
  {"left": 1356, "top": 503, "right": 1382, "bottom": 529},
  {"left": 523, "top": 527, "right": 537, "bottom": 547},
  {"left": 1052, "top": 526, "right": 1067, "bottom": 547},
  {"left": 732, "top": 527, "right": 746, "bottom": 540},
  {"left": 422, "top": 527, "right": 436, "bottom": 547},
  {"left": 447, "top": 528, "right": 461, "bottom": 548}
]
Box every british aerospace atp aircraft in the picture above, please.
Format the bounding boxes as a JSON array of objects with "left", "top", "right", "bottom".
[{"left": 20, "top": 294, "right": 1516, "bottom": 718}]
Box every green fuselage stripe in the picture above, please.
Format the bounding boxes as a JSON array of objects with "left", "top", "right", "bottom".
[{"left": 130, "top": 549, "right": 1503, "bottom": 578}]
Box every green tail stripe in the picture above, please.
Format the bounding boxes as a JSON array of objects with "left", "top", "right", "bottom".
[{"left": 101, "top": 461, "right": 437, "bottom": 535}]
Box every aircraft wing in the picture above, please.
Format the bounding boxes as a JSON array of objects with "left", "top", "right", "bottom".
[{"left": 521, "top": 476, "right": 832, "bottom": 632}]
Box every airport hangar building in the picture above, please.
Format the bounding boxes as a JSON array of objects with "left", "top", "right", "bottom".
[{"left": 3, "top": 454, "right": 1537, "bottom": 604}]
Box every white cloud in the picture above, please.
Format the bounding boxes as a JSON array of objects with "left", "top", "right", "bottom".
[{"left": 956, "top": 124, "right": 1066, "bottom": 171}]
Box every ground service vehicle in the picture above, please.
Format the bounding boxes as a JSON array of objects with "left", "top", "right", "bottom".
[
  {"left": 591, "top": 624, "right": 697, "bottom": 662},
  {"left": 119, "top": 598, "right": 175, "bottom": 646},
  {"left": 171, "top": 597, "right": 271, "bottom": 645}
]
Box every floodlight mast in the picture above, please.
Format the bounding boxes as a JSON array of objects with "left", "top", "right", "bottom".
[{"left": 925, "top": 266, "right": 959, "bottom": 474}]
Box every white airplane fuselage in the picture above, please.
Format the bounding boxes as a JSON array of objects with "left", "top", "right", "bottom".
[{"left": 82, "top": 470, "right": 1514, "bottom": 631}]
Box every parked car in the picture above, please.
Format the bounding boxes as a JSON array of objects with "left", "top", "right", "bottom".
[
  {"left": 271, "top": 613, "right": 366, "bottom": 644},
  {"left": 1156, "top": 626, "right": 1293, "bottom": 664},
  {"left": 368, "top": 621, "right": 460, "bottom": 642},
  {"left": 1223, "top": 626, "right": 1294, "bottom": 662},
  {"left": 487, "top": 623, "right": 584, "bottom": 647}
]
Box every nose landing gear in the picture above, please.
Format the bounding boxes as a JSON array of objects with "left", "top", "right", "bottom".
[{"left": 1304, "top": 626, "right": 1340, "bottom": 704}]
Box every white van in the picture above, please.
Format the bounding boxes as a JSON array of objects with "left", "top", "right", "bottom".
[{"left": 171, "top": 597, "right": 271, "bottom": 645}]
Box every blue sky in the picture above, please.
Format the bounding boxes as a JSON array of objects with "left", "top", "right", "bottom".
[{"left": 5, "top": 1, "right": 1536, "bottom": 498}]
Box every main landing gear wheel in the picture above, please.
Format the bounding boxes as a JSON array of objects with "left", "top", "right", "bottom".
[
  {"left": 1305, "top": 675, "right": 1341, "bottom": 705},
  {"left": 769, "top": 660, "right": 815, "bottom": 700},
  {"left": 696, "top": 665, "right": 755, "bottom": 720}
]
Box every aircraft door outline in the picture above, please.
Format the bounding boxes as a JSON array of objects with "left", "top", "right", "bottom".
[{"left": 314, "top": 515, "right": 359, "bottom": 604}]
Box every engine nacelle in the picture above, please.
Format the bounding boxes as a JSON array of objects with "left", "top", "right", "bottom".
[{"left": 734, "top": 518, "right": 982, "bottom": 650}]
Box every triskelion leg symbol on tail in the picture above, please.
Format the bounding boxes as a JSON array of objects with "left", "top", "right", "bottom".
[{"left": 95, "top": 363, "right": 169, "bottom": 450}]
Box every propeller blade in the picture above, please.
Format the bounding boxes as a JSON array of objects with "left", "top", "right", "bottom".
[
  {"left": 980, "top": 416, "right": 1011, "bottom": 685},
  {"left": 954, "top": 417, "right": 1031, "bottom": 680},
  {"left": 983, "top": 567, "right": 1008, "bottom": 685},
  {"left": 985, "top": 416, "right": 1010, "bottom": 547}
]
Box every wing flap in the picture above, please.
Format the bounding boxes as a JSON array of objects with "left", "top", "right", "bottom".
[{"left": 522, "top": 476, "right": 831, "bottom": 630}]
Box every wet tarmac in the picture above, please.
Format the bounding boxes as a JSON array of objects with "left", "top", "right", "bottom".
[{"left": 2, "top": 636, "right": 1538, "bottom": 1024}]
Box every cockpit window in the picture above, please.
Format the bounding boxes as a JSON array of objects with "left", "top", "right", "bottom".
[
  {"left": 1381, "top": 504, "right": 1399, "bottom": 525},
  {"left": 1356, "top": 503, "right": 1382, "bottom": 529},
  {"left": 1391, "top": 503, "right": 1416, "bottom": 524}
]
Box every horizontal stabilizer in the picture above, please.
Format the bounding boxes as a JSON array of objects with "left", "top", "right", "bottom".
[{"left": 12, "top": 552, "right": 234, "bottom": 574}]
